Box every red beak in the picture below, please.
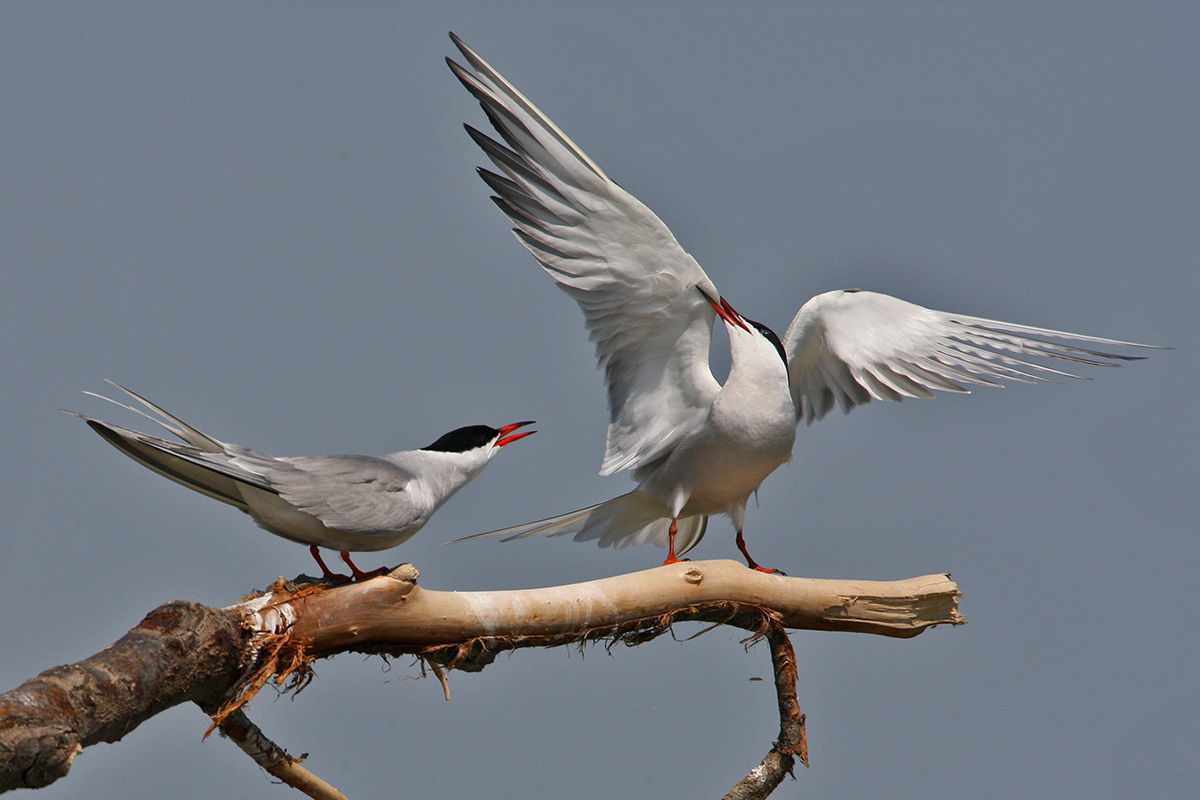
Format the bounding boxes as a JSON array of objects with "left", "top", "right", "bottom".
[
  {"left": 700, "top": 289, "right": 751, "bottom": 332},
  {"left": 495, "top": 420, "right": 537, "bottom": 447}
]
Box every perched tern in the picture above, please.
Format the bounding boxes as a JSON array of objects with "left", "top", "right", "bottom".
[
  {"left": 68, "top": 381, "right": 535, "bottom": 580},
  {"left": 447, "top": 34, "right": 1155, "bottom": 572}
]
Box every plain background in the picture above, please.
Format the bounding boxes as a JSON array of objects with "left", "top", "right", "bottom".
[{"left": 2, "top": 3, "right": 1196, "bottom": 798}]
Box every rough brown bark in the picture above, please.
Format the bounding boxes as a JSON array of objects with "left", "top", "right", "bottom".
[
  {"left": 0, "top": 561, "right": 963, "bottom": 797},
  {"left": 0, "top": 601, "right": 249, "bottom": 792}
]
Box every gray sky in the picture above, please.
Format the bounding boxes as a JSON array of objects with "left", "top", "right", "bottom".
[{"left": 2, "top": 3, "right": 1197, "bottom": 798}]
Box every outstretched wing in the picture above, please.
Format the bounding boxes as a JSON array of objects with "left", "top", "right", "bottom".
[
  {"left": 784, "top": 289, "right": 1154, "bottom": 424},
  {"left": 448, "top": 34, "right": 723, "bottom": 476}
]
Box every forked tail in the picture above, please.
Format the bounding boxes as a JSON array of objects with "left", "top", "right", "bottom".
[{"left": 453, "top": 491, "right": 709, "bottom": 557}]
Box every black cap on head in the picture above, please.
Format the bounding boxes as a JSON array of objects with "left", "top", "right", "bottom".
[
  {"left": 422, "top": 425, "right": 499, "bottom": 453},
  {"left": 744, "top": 317, "right": 788, "bottom": 366}
]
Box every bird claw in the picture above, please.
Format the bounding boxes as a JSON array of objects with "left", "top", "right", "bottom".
[
  {"left": 309, "top": 546, "right": 388, "bottom": 582},
  {"left": 349, "top": 565, "right": 390, "bottom": 581},
  {"left": 340, "top": 551, "right": 390, "bottom": 581}
]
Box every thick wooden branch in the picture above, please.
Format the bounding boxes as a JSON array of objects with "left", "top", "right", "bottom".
[
  {"left": 237, "top": 561, "right": 961, "bottom": 661},
  {"left": 0, "top": 602, "right": 249, "bottom": 792},
  {"left": 0, "top": 560, "right": 962, "bottom": 796},
  {"left": 221, "top": 560, "right": 959, "bottom": 797}
]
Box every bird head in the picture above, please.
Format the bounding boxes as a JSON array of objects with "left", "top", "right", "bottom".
[
  {"left": 417, "top": 421, "right": 537, "bottom": 487},
  {"left": 699, "top": 289, "right": 788, "bottom": 367},
  {"left": 422, "top": 421, "right": 537, "bottom": 455}
]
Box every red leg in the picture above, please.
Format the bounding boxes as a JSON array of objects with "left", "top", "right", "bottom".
[
  {"left": 736, "top": 530, "right": 785, "bottom": 575},
  {"left": 662, "top": 518, "right": 684, "bottom": 565},
  {"left": 309, "top": 545, "right": 350, "bottom": 581},
  {"left": 340, "top": 550, "right": 388, "bottom": 581}
]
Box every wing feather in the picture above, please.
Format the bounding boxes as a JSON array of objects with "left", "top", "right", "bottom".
[
  {"left": 67, "top": 414, "right": 271, "bottom": 508},
  {"left": 237, "top": 454, "right": 418, "bottom": 534},
  {"left": 784, "top": 290, "right": 1155, "bottom": 424},
  {"left": 449, "top": 34, "right": 723, "bottom": 476},
  {"left": 72, "top": 388, "right": 422, "bottom": 537}
]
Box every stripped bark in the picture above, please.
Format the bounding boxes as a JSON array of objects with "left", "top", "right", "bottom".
[{"left": 0, "top": 560, "right": 962, "bottom": 796}]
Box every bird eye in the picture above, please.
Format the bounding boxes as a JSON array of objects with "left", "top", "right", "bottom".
[{"left": 750, "top": 322, "right": 788, "bottom": 366}]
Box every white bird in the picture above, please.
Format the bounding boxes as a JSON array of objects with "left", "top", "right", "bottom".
[
  {"left": 446, "top": 34, "right": 1154, "bottom": 572},
  {"left": 68, "top": 381, "right": 535, "bottom": 580}
]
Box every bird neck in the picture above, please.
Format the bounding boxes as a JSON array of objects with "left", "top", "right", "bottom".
[
  {"left": 393, "top": 449, "right": 491, "bottom": 505},
  {"left": 725, "top": 331, "right": 789, "bottom": 393}
]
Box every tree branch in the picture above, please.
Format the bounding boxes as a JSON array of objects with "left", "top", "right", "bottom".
[
  {"left": 235, "top": 560, "right": 961, "bottom": 661},
  {"left": 0, "top": 560, "right": 962, "bottom": 796},
  {"left": 207, "top": 708, "right": 348, "bottom": 800},
  {"left": 0, "top": 601, "right": 249, "bottom": 792},
  {"left": 722, "top": 623, "right": 806, "bottom": 800}
]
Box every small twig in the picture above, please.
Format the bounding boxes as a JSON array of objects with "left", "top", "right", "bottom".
[
  {"left": 216, "top": 708, "right": 348, "bottom": 800},
  {"left": 682, "top": 621, "right": 723, "bottom": 641},
  {"left": 427, "top": 658, "right": 451, "bottom": 701},
  {"left": 722, "top": 622, "right": 807, "bottom": 800}
]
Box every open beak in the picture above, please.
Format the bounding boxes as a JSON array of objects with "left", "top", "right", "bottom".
[
  {"left": 699, "top": 288, "right": 750, "bottom": 332},
  {"left": 495, "top": 420, "right": 537, "bottom": 447}
]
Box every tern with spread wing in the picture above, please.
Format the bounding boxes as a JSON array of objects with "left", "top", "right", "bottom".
[
  {"left": 69, "top": 382, "right": 535, "bottom": 580},
  {"left": 447, "top": 34, "right": 1155, "bottom": 572}
]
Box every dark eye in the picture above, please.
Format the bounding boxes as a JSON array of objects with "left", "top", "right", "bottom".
[{"left": 754, "top": 323, "right": 788, "bottom": 366}]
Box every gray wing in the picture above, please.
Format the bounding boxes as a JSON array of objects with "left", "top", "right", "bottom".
[
  {"left": 71, "top": 384, "right": 420, "bottom": 535},
  {"left": 784, "top": 289, "right": 1155, "bottom": 424},
  {"left": 237, "top": 453, "right": 420, "bottom": 534}
]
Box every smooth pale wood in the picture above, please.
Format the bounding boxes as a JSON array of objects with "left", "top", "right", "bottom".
[{"left": 235, "top": 560, "right": 963, "bottom": 650}]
